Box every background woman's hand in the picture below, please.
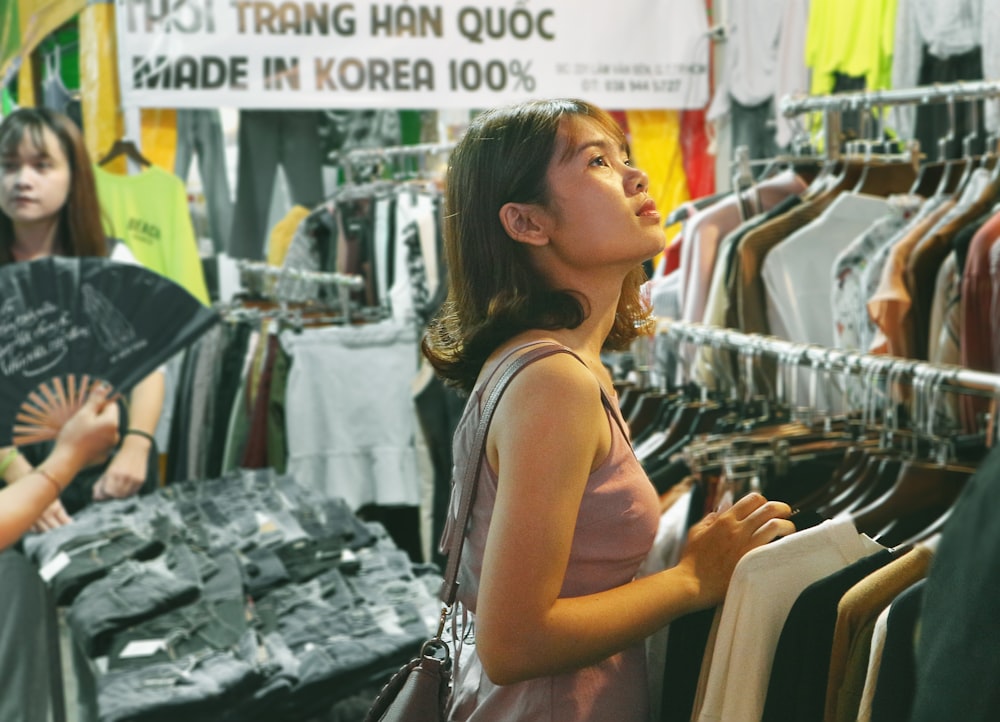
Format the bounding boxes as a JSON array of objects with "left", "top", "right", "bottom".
[
  {"left": 675, "top": 492, "right": 795, "bottom": 607},
  {"left": 92, "top": 442, "right": 149, "bottom": 500}
]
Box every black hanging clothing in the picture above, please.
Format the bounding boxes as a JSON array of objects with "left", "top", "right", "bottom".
[
  {"left": 761, "top": 548, "right": 896, "bottom": 722},
  {"left": 870, "top": 579, "right": 924, "bottom": 722},
  {"left": 910, "top": 444, "right": 1000, "bottom": 721}
]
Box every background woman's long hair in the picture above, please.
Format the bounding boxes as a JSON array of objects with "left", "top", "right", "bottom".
[
  {"left": 0, "top": 108, "right": 107, "bottom": 265},
  {"left": 422, "top": 98, "right": 654, "bottom": 393}
]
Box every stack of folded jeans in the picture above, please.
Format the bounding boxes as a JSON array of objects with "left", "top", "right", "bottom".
[{"left": 22, "top": 466, "right": 442, "bottom": 719}]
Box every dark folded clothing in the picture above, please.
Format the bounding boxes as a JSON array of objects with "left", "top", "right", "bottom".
[
  {"left": 49, "top": 527, "right": 164, "bottom": 605},
  {"left": 274, "top": 536, "right": 344, "bottom": 583},
  {"left": 68, "top": 558, "right": 201, "bottom": 658},
  {"left": 97, "top": 650, "right": 262, "bottom": 722}
]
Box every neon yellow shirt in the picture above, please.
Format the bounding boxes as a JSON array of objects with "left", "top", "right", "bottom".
[
  {"left": 805, "top": 0, "right": 898, "bottom": 97},
  {"left": 94, "top": 164, "right": 210, "bottom": 306}
]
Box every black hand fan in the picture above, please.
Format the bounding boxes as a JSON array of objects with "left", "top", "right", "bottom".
[{"left": 0, "top": 256, "right": 219, "bottom": 447}]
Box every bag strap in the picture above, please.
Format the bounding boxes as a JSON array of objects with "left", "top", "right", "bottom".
[{"left": 439, "top": 343, "right": 570, "bottom": 610}]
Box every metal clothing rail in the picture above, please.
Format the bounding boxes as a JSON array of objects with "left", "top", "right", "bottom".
[
  {"left": 342, "top": 141, "right": 456, "bottom": 163},
  {"left": 338, "top": 141, "right": 455, "bottom": 184},
  {"left": 236, "top": 260, "right": 363, "bottom": 290},
  {"left": 658, "top": 319, "right": 1000, "bottom": 400},
  {"left": 779, "top": 79, "right": 1000, "bottom": 118},
  {"left": 235, "top": 260, "right": 365, "bottom": 320}
]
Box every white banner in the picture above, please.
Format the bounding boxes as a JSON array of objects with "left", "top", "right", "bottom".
[{"left": 114, "top": 0, "right": 710, "bottom": 110}]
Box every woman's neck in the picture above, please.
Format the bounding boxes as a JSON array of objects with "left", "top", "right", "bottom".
[{"left": 10, "top": 222, "right": 60, "bottom": 261}]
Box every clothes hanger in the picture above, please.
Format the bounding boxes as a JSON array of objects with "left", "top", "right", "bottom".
[
  {"left": 731, "top": 145, "right": 760, "bottom": 221},
  {"left": 949, "top": 95, "right": 983, "bottom": 197},
  {"left": 664, "top": 190, "right": 730, "bottom": 227},
  {"left": 987, "top": 119, "right": 1000, "bottom": 183},
  {"left": 907, "top": 138, "right": 948, "bottom": 198},
  {"left": 846, "top": 104, "right": 879, "bottom": 195},
  {"left": 849, "top": 366, "right": 974, "bottom": 545},
  {"left": 850, "top": 104, "right": 914, "bottom": 195},
  {"left": 929, "top": 95, "right": 963, "bottom": 199},
  {"left": 790, "top": 355, "right": 896, "bottom": 514},
  {"left": 97, "top": 138, "right": 152, "bottom": 168},
  {"left": 797, "top": 106, "right": 846, "bottom": 200}
]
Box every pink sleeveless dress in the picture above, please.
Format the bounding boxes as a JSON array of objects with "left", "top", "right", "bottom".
[{"left": 443, "top": 342, "right": 660, "bottom": 721}]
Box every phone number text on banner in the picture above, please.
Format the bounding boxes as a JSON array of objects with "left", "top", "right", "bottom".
[{"left": 115, "top": 0, "right": 710, "bottom": 109}]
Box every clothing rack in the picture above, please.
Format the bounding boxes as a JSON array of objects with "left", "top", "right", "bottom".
[
  {"left": 656, "top": 320, "right": 1000, "bottom": 442},
  {"left": 780, "top": 80, "right": 1000, "bottom": 117},
  {"left": 234, "top": 260, "right": 365, "bottom": 321},
  {"left": 779, "top": 80, "right": 1000, "bottom": 162},
  {"left": 338, "top": 141, "right": 455, "bottom": 184}
]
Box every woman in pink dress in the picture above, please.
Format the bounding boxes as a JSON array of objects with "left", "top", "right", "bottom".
[{"left": 422, "top": 98, "right": 795, "bottom": 721}]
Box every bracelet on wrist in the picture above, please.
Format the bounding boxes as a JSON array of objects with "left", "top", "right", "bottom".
[
  {"left": 35, "top": 466, "right": 63, "bottom": 496},
  {"left": 123, "top": 429, "right": 156, "bottom": 446},
  {"left": 0, "top": 447, "right": 19, "bottom": 479}
]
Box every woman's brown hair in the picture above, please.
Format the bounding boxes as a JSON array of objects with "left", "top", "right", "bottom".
[
  {"left": 0, "top": 108, "right": 107, "bottom": 265},
  {"left": 422, "top": 98, "right": 654, "bottom": 393}
]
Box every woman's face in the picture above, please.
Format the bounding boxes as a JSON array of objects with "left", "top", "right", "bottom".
[
  {"left": 539, "top": 116, "right": 665, "bottom": 269},
  {"left": 0, "top": 126, "right": 71, "bottom": 234}
]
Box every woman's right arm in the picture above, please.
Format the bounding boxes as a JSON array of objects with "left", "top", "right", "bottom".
[
  {"left": 0, "top": 384, "right": 119, "bottom": 550},
  {"left": 0, "top": 446, "right": 73, "bottom": 532},
  {"left": 474, "top": 356, "right": 794, "bottom": 685}
]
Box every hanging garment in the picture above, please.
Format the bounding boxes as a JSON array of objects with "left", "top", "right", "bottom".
[
  {"left": 94, "top": 164, "right": 210, "bottom": 306},
  {"left": 831, "top": 196, "right": 923, "bottom": 352},
  {"left": 774, "top": 0, "right": 812, "bottom": 148},
  {"left": 865, "top": 198, "right": 956, "bottom": 356},
  {"left": 762, "top": 192, "right": 894, "bottom": 347},
  {"left": 805, "top": 0, "right": 897, "bottom": 98},
  {"left": 693, "top": 194, "right": 802, "bottom": 388},
  {"left": 824, "top": 543, "right": 934, "bottom": 722},
  {"left": 906, "top": 176, "right": 1000, "bottom": 360},
  {"left": 959, "top": 208, "right": 1000, "bottom": 424},
  {"left": 280, "top": 319, "right": 421, "bottom": 510},
  {"left": 227, "top": 110, "right": 325, "bottom": 259},
  {"left": 680, "top": 109, "right": 715, "bottom": 200},
  {"left": 926, "top": 252, "right": 962, "bottom": 425},
  {"left": 707, "top": 0, "right": 786, "bottom": 161},
  {"left": 174, "top": 109, "right": 234, "bottom": 255},
  {"left": 733, "top": 190, "right": 836, "bottom": 336},
  {"left": 890, "top": 0, "right": 990, "bottom": 140},
  {"left": 760, "top": 548, "right": 899, "bottom": 722},
  {"left": 678, "top": 168, "right": 806, "bottom": 325},
  {"left": 867, "top": 579, "right": 924, "bottom": 722},
  {"left": 693, "top": 518, "right": 885, "bottom": 722},
  {"left": 637, "top": 486, "right": 694, "bottom": 722},
  {"left": 909, "top": 444, "right": 1000, "bottom": 721},
  {"left": 389, "top": 189, "right": 439, "bottom": 324},
  {"left": 266, "top": 205, "right": 311, "bottom": 267}
]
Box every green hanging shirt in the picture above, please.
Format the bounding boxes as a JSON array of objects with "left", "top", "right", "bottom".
[{"left": 94, "top": 164, "right": 210, "bottom": 306}]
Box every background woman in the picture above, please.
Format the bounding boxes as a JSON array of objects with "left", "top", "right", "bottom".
[{"left": 0, "top": 107, "right": 165, "bottom": 527}]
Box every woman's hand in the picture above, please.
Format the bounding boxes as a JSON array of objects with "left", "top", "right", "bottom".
[
  {"left": 53, "top": 382, "right": 120, "bottom": 470},
  {"left": 93, "top": 436, "right": 150, "bottom": 500},
  {"left": 675, "top": 492, "right": 796, "bottom": 608},
  {"left": 29, "top": 498, "right": 72, "bottom": 533}
]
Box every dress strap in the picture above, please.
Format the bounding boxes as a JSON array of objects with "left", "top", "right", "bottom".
[{"left": 479, "top": 340, "right": 631, "bottom": 443}]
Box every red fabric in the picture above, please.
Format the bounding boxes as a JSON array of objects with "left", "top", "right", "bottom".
[
  {"left": 682, "top": 0, "right": 715, "bottom": 200},
  {"left": 241, "top": 334, "right": 279, "bottom": 469},
  {"left": 681, "top": 108, "right": 715, "bottom": 200},
  {"left": 959, "top": 210, "right": 1000, "bottom": 429},
  {"left": 663, "top": 233, "right": 684, "bottom": 276}
]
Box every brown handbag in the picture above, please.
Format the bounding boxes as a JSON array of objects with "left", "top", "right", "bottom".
[{"left": 364, "top": 344, "right": 566, "bottom": 722}]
